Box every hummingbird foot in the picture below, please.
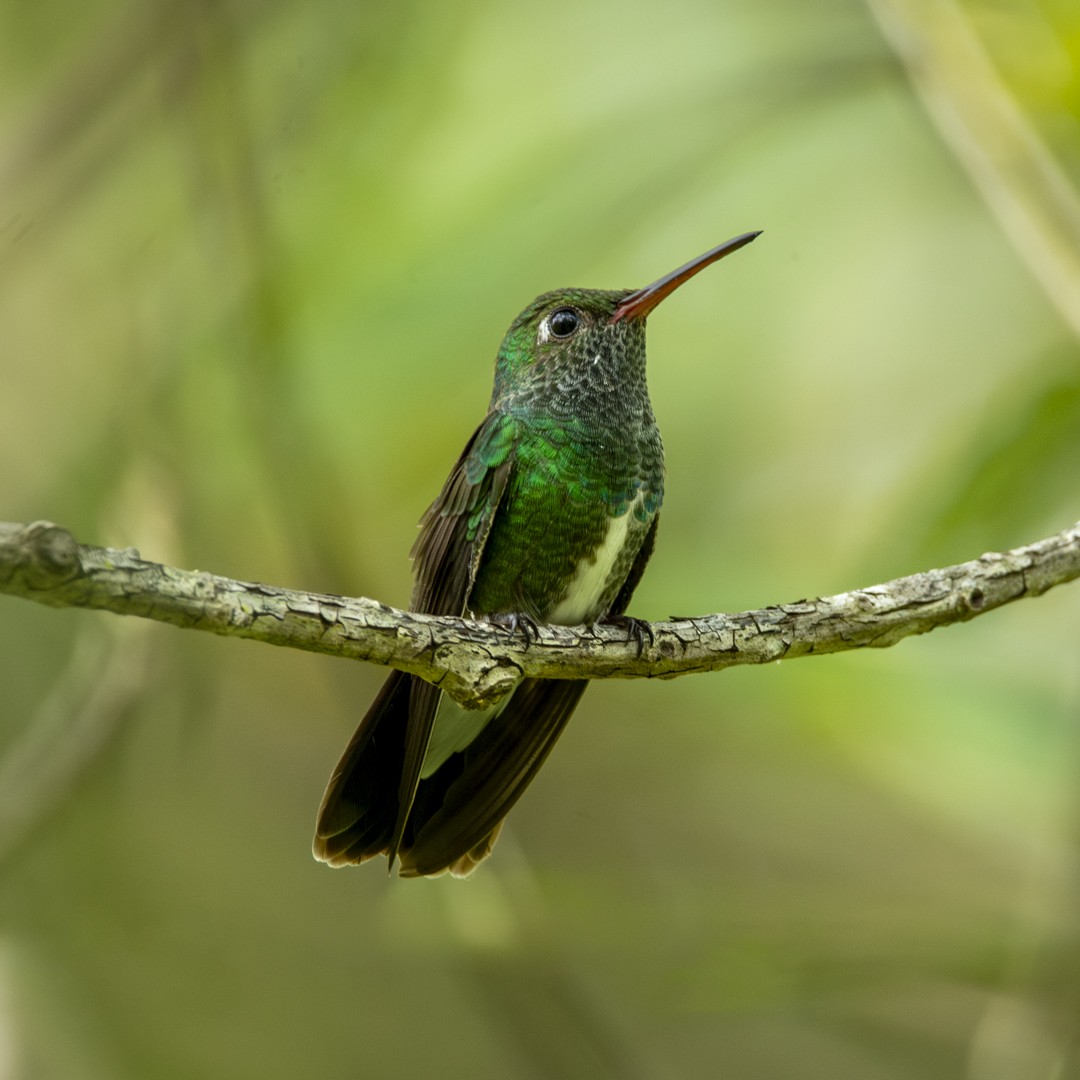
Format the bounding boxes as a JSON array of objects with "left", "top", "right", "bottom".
[
  {"left": 595, "top": 613, "right": 654, "bottom": 658},
  {"left": 487, "top": 610, "right": 542, "bottom": 647}
]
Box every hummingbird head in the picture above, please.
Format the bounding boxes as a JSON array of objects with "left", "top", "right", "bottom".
[
  {"left": 490, "top": 232, "right": 761, "bottom": 410},
  {"left": 491, "top": 287, "right": 640, "bottom": 407}
]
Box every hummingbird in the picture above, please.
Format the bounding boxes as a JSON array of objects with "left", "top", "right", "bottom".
[{"left": 313, "top": 231, "right": 761, "bottom": 877}]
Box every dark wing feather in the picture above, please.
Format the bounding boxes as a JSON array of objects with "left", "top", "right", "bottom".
[
  {"left": 386, "top": 417, "right": 513, "bottom": 862},
  {"left": 409, "top": 418, "right": 513, "bottom": 617},
  {"left": 313, "top": 414, "right": 515, "bottom": 869}
]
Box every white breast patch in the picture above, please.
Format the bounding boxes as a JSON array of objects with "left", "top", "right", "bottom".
[{"left": 547, "top": 493, "right": 644, "bottom": 625}]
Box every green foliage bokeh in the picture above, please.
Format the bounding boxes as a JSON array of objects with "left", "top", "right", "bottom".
[{"left": 2, "top": 0, "right": 1079, "bottom": 1077}]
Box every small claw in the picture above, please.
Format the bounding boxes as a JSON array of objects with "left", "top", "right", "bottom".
[
  {"left": 597, "top": 613, "right": 654, "bottom": 659},
  {"left": 487, "top": 611, "right": 541, "bottom": 647}
]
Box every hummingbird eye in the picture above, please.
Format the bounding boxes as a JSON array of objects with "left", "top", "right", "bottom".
[{"left": 548, "top": 308, "right": 580, "bottom": 339}]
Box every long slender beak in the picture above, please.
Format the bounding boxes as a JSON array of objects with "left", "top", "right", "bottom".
[{"left": 609, "top": 231, "right": 762, "bottom": 323}]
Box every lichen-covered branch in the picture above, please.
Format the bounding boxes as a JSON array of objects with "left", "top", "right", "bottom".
[{"left": 2, "top": 519, "right": 1079, "bottom": 708}]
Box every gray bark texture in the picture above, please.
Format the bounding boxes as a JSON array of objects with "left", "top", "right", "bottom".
[{"left": 2, "top": 519, "right": 1079, "bottom": 709}]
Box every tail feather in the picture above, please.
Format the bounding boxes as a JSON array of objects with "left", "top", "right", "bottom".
[
  {"left": 399, "top": 679, "right": 587, "bottom": 877},
  {"left": 312, "top": 670, "right": 409, "bottom": 867},
  {"left": 313, "top": 675, "right": 587, "bottom": 877}
]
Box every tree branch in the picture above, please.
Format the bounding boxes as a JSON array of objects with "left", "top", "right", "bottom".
[{"left": 2, "top": 519, "right": 1079, "bottom": 708}]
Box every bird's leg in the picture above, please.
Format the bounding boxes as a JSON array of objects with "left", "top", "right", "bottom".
[
  {"left": 595, "top": 613, "right": 654, "bottom": 658},
  {"left": 486, "top": 610, "right": 542, "bottom": 647}
]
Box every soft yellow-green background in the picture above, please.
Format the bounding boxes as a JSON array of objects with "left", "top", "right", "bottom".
[{"left": 2, "top": 1, "right": 1079, "bottom": 1077}]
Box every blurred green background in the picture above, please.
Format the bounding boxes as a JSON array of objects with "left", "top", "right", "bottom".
[{"left": 2, "top": 0, "right": 1080, "bottom": 1076}]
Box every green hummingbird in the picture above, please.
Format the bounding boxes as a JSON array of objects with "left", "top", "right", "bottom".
[{"left": 313, "top": 231, "right": 761, "bottom": 877}]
